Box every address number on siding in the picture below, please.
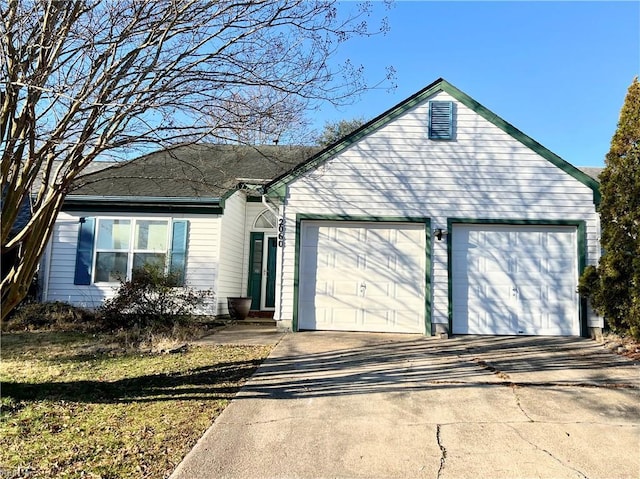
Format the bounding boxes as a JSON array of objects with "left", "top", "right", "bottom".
[{"left": 278, "top": 218, "right": 285, "bottom": 247}]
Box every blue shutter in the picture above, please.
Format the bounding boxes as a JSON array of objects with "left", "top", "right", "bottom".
[
  {"left": 169, "top": 220, "right": 188, "bottom": 286},
  {"left": 429, "top": 101, "right": 454, "bottom": 140},
  {"left": 74, "top": 217, "right": 95, "bottom": 285}
]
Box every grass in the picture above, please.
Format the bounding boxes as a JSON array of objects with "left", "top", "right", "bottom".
[{"left": 0, "top": 331, "right": 272, "bottom": 479}]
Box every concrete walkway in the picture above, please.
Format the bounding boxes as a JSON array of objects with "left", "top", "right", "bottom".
[
  {"left": 193, "top": 322, "right": 285, "bottom": 347},
  {"left": 173, "top": 331, "right": 640, "bottom": 479}
]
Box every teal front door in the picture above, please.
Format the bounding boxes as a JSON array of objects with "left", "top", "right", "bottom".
[
  {"left": 247, "top": 233, "right": 277, "bottom": 310},
  {"left": 264, "top": 237, "right": 277, "bottom": 308}
]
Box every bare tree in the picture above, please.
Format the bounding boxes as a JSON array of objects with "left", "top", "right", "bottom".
[
  {"left": 1, "top": 0, "right": 393, "bottom": 320},
  {"left": 209, "top": 87, "right": 314, "bottom": 145}
]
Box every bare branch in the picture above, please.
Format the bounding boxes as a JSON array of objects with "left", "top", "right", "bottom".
[{"left": 1, "top": 0, "right": 393, "bottom": 319}]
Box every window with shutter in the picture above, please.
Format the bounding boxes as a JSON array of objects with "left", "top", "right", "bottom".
[
  {"left": 74, "top": 217, "right": 188, "bottom": 285},
  {"left": 429, "top": 101, "right": 454, "bottom": 140}
]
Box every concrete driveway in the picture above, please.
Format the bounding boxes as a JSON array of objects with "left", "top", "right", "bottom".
[{"left": 172, "top": 332, "right": 640, "bottom": 479}]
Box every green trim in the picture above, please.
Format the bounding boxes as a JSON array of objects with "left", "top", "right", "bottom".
[
  {"left": 219, "top": 188, "right": 240, "bottom": 209},
  {"left": 293, "top": 214, "right": 431, "bottom": 335},
  {"left": 265, "top": 78, "right": 600, "bottom": 207},
  {"left": 63, "top": 195, "right": 223, "bottom": 214},
  {"left": 446, "top": 219, "right": 454, "bottom": 332},
  {"left": 446, "top": 218, "right": 588, "bottom": 337},
  {"left": 576, "top": 221, "right": 588, "bottom": 337},
  {"left": 423, "top": 221, "right": 432, "bottom": 335},
  {"left": 246, "top": 196, "right": 263, "bottom": 203},
  {"left": 293, "top": 218, "right": 302, "bottom": 331},
  {"left": 63, "top": 203, "right": 223, "bottom": 215},
  {"left": 446, "top": 86, "right": 601, "bottom": 207},
  {"left": 294, "top": 214, "right": 430, "bottom": 223}
]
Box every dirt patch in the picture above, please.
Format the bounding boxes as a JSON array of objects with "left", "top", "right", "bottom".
[{"left": 601, "top": 333, "right": 640, "bottom": 361}]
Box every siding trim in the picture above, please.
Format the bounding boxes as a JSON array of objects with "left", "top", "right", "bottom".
[
  {"left": 446, "top": 218, "right": 587, "bottom": 337},
  {"left": 293, "top": 214, "right": 432, "bottom": 335},
  {"left": 265, "top": 78, "right": 600, "bottom": 206}
]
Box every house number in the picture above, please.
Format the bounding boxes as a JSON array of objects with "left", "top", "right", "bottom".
[{"left": 278, "top": 218, "right": 285, "bottom": 247}]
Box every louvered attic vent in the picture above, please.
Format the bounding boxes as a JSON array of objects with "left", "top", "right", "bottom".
[{"left": 429, "top": 101, "right": 454, "bottom": 140}]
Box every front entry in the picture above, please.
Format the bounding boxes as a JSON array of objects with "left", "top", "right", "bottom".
[{"left": 248, "top": 232, "right": 277, "bottom": 310}]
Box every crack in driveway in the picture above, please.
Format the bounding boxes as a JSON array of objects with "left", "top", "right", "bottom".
[
  {"left": 425, "top": 379, "right": 639, "bottom": 390},
  {"left": 506, "top": 424, "right": 590, "bottom": 479},
  {"left": 436, "top": 424, "right": 447, "bottom": 479},
  {"left": 510, "top": 383, "right": 535, "bottom": 422}
]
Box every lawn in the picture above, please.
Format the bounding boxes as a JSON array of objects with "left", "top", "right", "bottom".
[{"left": 0, "top": 331, "right": 272, "bottom": 478}]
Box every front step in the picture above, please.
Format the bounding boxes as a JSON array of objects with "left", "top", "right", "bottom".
[
  {"left": 243, "top": 317, "right": 276, "bottom": 326},
  {"left": 248, "top": 310, "right": 275, "bottom": 319}
]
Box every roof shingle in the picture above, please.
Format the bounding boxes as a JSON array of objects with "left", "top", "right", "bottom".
[{"left": 72, "top": 144, "right": 317, "bottom": 198}]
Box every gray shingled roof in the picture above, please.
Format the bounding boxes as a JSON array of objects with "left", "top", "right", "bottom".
[
  {"left": 71, "top": 144, "right": 318, "bottom": 198},
  {"left": 578, "top": 167, "right": 603, "bottom": 181}
]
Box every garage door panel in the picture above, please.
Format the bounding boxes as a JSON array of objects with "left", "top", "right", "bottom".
[
  {"left": 298, "top": 221, "right": 426, "bottom": 333},
  {"left": 452, "top": 224, "right": 579, "bottom": 336},
  {"left": 318, "top": 307, "right": 359, "bottom": 329},
  {"left": 395, "top": 282, "right": 425, "bottom": 299},
  {"left": 466, "top": 309, "right": 518, "bottom": 335},
  {"left": 327, "top": 280, "right": 359, "bottom": 297}
]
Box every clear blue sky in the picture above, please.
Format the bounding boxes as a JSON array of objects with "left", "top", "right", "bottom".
[{"left": 317, "top": 1, "right": 640, "bottom": 167}]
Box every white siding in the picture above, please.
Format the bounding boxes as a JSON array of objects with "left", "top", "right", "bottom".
[
  {"left": 276, "top": 91, "right": 601, "bottom": 331},
  {"left": 43, "top": 210, "right": 221, "bottom": 314},
  {"left": 215, "top": 192, "right": 248, "bottom": 315}
]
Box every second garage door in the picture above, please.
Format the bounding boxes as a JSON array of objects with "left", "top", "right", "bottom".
[
  {"left": 451, "top": 224, "right": 580, "bottom": 336},
  {"left": 298, "top": 221, "right": 426, "bottom": 333}
]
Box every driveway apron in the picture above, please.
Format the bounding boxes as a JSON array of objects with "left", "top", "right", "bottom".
[{"left": 171, "top": 333, "right": 640, "bottom": 479}]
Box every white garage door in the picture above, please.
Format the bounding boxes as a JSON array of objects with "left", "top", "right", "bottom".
[
  {"left": 452, "top": 224, "right": 580, "bottom": 336},
  {"left": 298, "top": 221, "right": 426, "bottom": 333}
]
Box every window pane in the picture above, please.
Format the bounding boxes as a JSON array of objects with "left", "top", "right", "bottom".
[
  {"left": 133, "top": 253, "right": 166, "bottom": 272},
  {"left": 255, "top": 210, "right": 277, "bottom": 229},
  {"left": 97, "top": 220, "right": 130, "bottom": 249},
  {"left": 135, "top": 220, "right": 168, "bottom": 250},
  {"left": 95, "top": 252, "right": 128, "bottom": 282},
  {"left": 252, "top": 239, "right": 263, "bottom": 274}
]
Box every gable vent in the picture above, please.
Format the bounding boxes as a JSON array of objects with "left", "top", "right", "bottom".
[{"left": 429, "top": 101, "right": 454, "bottom": 140}]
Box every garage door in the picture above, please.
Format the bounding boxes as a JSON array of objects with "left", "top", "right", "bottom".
[
  {"left": 298, "top": 221, "right": 426, "bottom": 333},
  {"left": 452, "top": 224, "right": 580, "bottom": 336}
]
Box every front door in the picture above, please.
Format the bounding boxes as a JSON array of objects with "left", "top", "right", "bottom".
[
  {"left": 248, "top": 233, "right": 277, "bottom": 311},
  {"left": 262, "top": 236, "right": 277, "bottom": 309}
]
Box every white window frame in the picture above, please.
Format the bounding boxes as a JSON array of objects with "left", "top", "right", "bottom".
[
  {"left": 92, "top": 216, "right": 172, "bottom": 284},
  {"left": 253, "top": 209, "right": 278, "bottom": 230}
]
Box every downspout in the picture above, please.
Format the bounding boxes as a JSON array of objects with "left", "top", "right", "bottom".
[{"left": 261, "top": 194, "right": 278, "bottom": 217}]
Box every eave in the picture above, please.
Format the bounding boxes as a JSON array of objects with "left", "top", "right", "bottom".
[{"left": 62, "top": 195, "right": 224, "bottom": 215}]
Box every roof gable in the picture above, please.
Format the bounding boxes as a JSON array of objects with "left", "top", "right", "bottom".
[{"left": 265, "top": 78, "right": 600, "bottom": 206}]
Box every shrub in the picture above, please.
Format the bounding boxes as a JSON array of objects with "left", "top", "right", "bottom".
[
  {"left": 99, "top": 264, "right": 212, "bottom": 332},
  {"left": 3, "top": 301, "right": 100, "bottom": 332},
  {"left": 579, "top": 78, "right": 640, "bottom": 340}
]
